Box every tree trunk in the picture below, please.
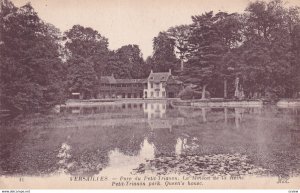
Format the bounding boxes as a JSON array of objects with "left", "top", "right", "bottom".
[{"left": 201, "top": 85, "right": 207, "bottom": 100}]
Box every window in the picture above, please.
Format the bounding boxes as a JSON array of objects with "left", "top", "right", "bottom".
[
  {"left": 156, "top": 91, "right": 159, "bottom": 97},
  {"left": 151, "top": 83, "right": 153, "bottom": 88},
  {"left": 162, "top": 91, "right": 165, "bottom": 97},
  {"left": 151, "top": 92, "right": 154, "bottom": 97}
]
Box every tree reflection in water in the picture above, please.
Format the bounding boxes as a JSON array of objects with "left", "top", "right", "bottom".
[{"left": 0, "top": 102, "right": 299, "bottom": 178}]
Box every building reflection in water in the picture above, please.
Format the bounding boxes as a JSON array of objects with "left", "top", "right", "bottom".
[
  {"left": 59, "top": 104, "right": 268, "bottom": 159},
  {"left": 61, "top": 102, "right": 185, "bottom": 164},
  {"left": 143, "top": 102, "right": 184, "bottom": 156},
  {"left": 143, "top": 102, "right": 166, "bottom": 119},
  {"left": 143, "top": 102, "right": 184, "bottom": 132},
  {"left": 60, "top": 101, "right": 185, "bottom": 133},
  {"left": 2, "top": 102, "right": 300, "bottom": 177},
  {"left": 56, "top": 103, "right": 300, "bottom": 177}
]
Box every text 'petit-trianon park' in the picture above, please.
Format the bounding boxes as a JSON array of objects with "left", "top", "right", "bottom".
[{"left": 1, "top": 0, "right": 300, "bottom": 113}]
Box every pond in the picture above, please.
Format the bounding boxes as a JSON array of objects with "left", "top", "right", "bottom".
[{"left": 0, "top": 101, "right": 300, "bottom": 179}]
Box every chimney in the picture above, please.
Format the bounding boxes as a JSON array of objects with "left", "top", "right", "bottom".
[
  {"left": 169, "top": 69, "right": 171, "bottom": 74},
  {"left": 150, "top": 69, "right": 153, "bottom": 74}
]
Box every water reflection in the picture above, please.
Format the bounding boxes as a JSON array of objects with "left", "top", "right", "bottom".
[
  {"left": 290, "top": 109, "right": 300, "bottom": 146},
  {"left": 101, "top": 138, "right": 155, "bottom": 175},
  {"left": 0, "top": 102, "right": 299, "bottom": 178}
]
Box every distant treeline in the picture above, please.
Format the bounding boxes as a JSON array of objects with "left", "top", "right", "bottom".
[{"left": 1, "top": 0, "right": 300, "bottom": 112}]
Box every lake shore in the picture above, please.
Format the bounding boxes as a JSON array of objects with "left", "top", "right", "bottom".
[
  {"left": 172, "top": 99, "right": 264, "bottom": 108},
  {"left": 277, "top": 99, "right": 300, "bottom": 107},
  {"left": 63, "top": 98, "right": 176, "bottom": 107},
  {"left": 60, "top": 98, "right": 300, "bottom": 108}
]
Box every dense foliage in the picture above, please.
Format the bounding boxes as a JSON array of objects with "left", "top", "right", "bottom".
[
  {"left": 1, "top": 0, "right": 300, "bottom": 112},
  {"left": 151, "top": 0, "right": 300, "bottom": 99},
  {"left": 0, "top": 1, "right": 66, "bottom": 112}
]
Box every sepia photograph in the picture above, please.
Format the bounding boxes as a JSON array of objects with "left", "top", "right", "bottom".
[{"left": 0, "top": 0, "right": 300, "bottom": 191}]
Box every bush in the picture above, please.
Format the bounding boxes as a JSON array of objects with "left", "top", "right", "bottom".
[{"left": 178, "top": 87, "right": 210, "bottom": 100}]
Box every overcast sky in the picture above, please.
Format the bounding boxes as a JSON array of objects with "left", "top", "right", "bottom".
[{"left": 12, "top": 0, "right": 300, "bottom": 58}]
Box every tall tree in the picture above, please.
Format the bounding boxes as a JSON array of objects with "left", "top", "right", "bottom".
[
  {"left": 150, "top": 32, "right": 180, "bottom": 73},
  {"left": 64, "top": 25, "right": 109, "bottom": 77},
  {"left": 64, "top": 25, "right": 109, "bottom": 58},
  {"left": 167, "top": 25, "right": 191, "bottom": 71},
  {"left": 113, "top": 45, "right": 146, "bottom": 78},
  {"left": 103, "top": 45, "right": 147, "bottom": 79},
  {"left": 0, "top": 1, "right": 66, "bottom": 112},
  {"left": 215, "top": 12, "right": 243, "bottom": 98},
  {"left": 288, "top": 8, "right": 300, "bottom": 97},
  {"left": 180, "top": 12, "right": 227, "bottom": 99},
  {"left": 236, "top": 0, "right": 300, "bottom": 98},
  {"left": 64, "top": 25, "right": 110, "bottom": 98},
  {"left": 66, "top": 56, "right": 98, "bottom": 99}
]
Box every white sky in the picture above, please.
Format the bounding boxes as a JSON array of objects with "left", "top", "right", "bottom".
[{"left": 12, "top": 0, "right": 300, "bottom": 58}]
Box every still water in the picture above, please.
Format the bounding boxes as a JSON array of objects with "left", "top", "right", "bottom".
[{"left": 0, "top": 101, "right": 299, "bottom": 178}]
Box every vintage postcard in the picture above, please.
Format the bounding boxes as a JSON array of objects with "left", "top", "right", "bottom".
[{"left": 0, "top": 0, "right": 300, "bottom": 191}]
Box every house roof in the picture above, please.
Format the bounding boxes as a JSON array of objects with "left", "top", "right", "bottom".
[
  {"left": 115, "top": 79, "right": 146, "bottom": 84},
  {"left": 99, "top": 70, "right": 180, "bottom": 85},
  {"left": 148, "top": 71, "right": 171, "bottom": 83},
  {"left": 100, "top": 75, "right": 146, "bottom": 84},
  {"left": 100, "top": 75, "right": 116, "bottom": 84}
]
